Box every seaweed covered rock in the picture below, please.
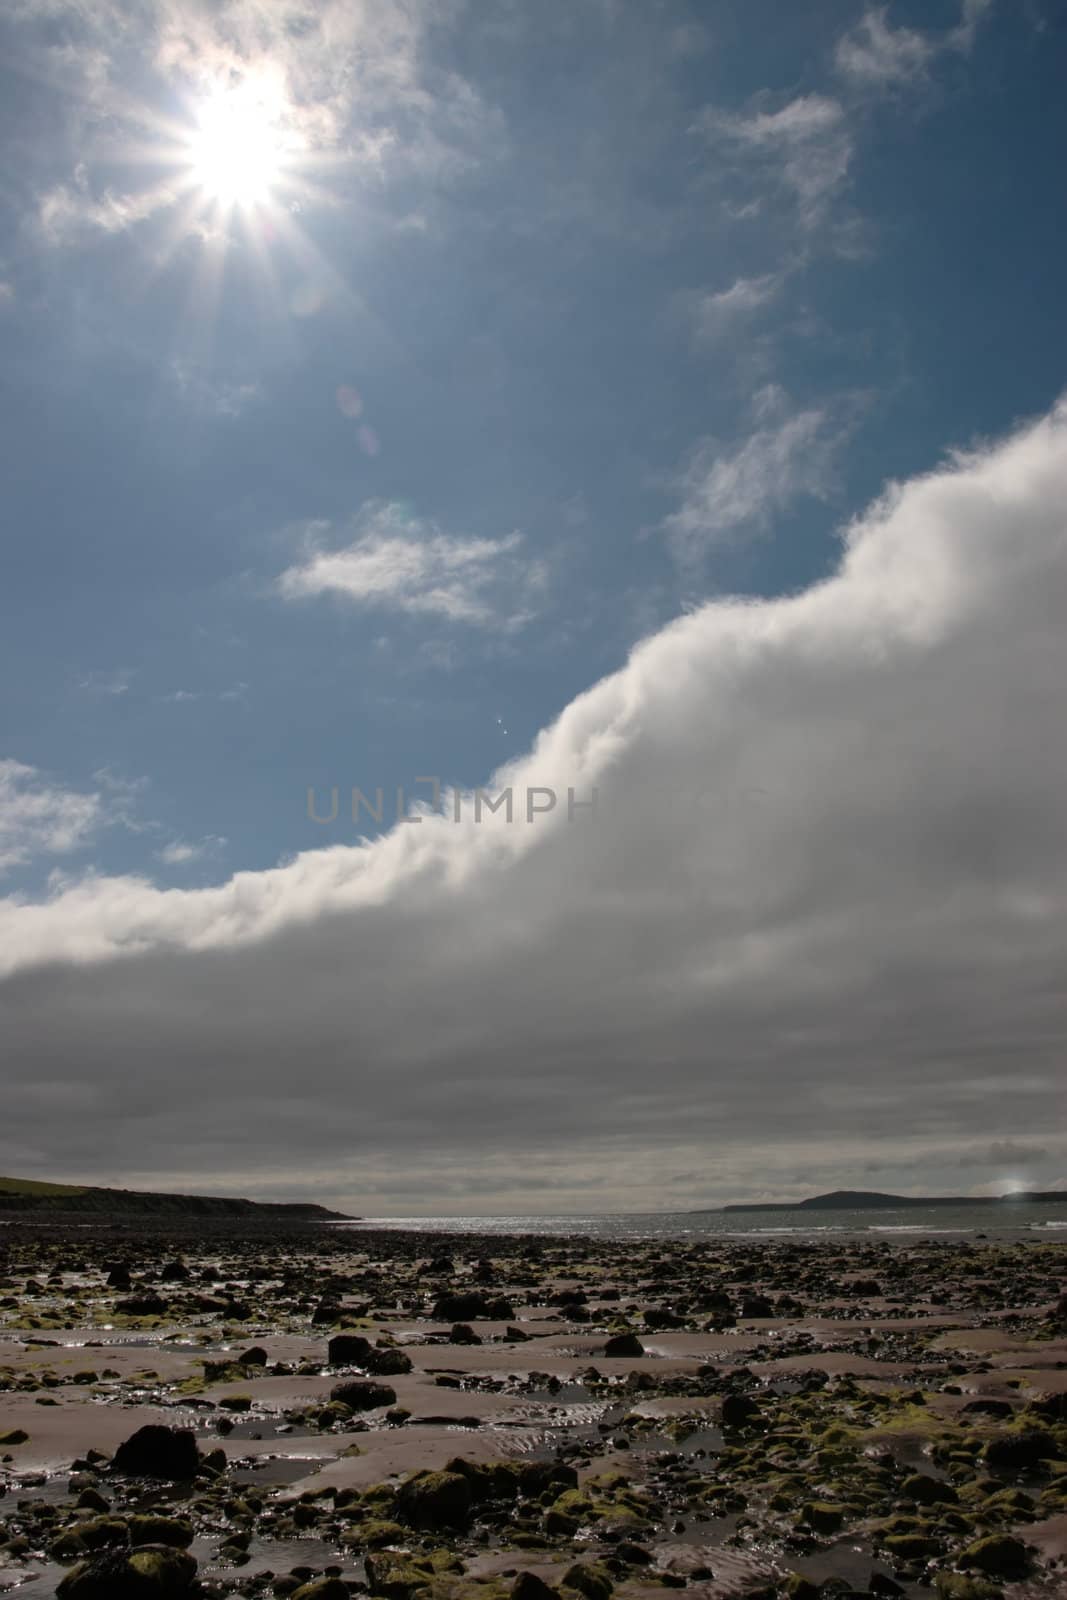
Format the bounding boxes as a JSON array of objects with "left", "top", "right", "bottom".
[
  {"left": 982, "top": 1428, "right": 1055, "bottom": 1471},
  {"left": 57, "top": 1543, "right": 197, "bottom": 1597},
  {"left": 396, "top": 1467, "right": 473, "bottom": 1530},
  {"left": 958, "top": 1534, "right": 1030, "bottom": 1578}
]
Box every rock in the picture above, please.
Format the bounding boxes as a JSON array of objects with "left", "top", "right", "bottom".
[
  {"left": 396, "top": 1468, "right": 473, "bottom": 1530},
  {"left": 562, "top": 1562, "right": 614, "bottom": 1600},
  {"left": 883, "top": 1533, "right": 943, "bottom": 1561},
  {"left": 982, "top": 1427, "right": 1055, "bottom": 1470},
  {"left": 933, "top": 1576, "right": 1001, "bottom": 1599},
  {"left": 311, "top": 1301, "right": 343, "bottom": 1325},
  {"left": 127, "top": 1516, "right": 193, "bottom": 1548},
  {"left": 782, "top": 1578, "right": 821, "bottom": 1600},
  {"left": 0, "top": 1429, "right": 28, "bottom": 1445},
  {"left": 800, "top": 1501, "right": 844, "bottom": 1534},
  {"left": 57, "top": 1544, "right": 197, "bottom": 1597},
  {"left": 291, "top": 1582, "right": 350, "bottom": 1600},
  {"left": 329, "top": 1379, "right": 397, "bottom": 1410},
  {"left": 643, "top": 1307, "right": 682, "bottom": 1329},
  {"left": 159, "top": 1261, "right": 189, "bottom": 1282},
  {"left": 740, "top": 1295, "right": 774, "bottom": 1318},
  {"left": 432, "top": 1290, "right": 514, "bottom": 1320},
  {"left": 902, "top": 1472, "right": 958, "bottom": 1505},
  {"left": 111, "top": 1426, "right": 199, "bottom": 1480},
  {"left": 115, "top": 1294, "right": 168, "bottom": 1316},
  {"left": 449, "top": 1323, "right": 482, "bottom": 1345},
  {"left": 958, "top": 1534, "right": 1029, "bottom": 1578},
  {"left": 960, "top": 1398, "right": 1013, "bottom": 1418},
  {"left": 364, "top": 1551, "right": 435, "bottom": 1599},
  {"left": 327, "top": 1333, "right": 374, "bottom": 1364},
  {"left": 364, "top": 1345, "right": 413, "bottom": 1375},
  {"left": 721, "top": 1393, "right": 762, "bottom": 1429},
  {"left": 604, "top": 1333, "right": 644, "bottom": 1357},
  {"left": 239, "top": 1345, "right": 268, "bottom": 1366},
  {"left": 512, "top": 1574, "right": 561, "bottom": 1600}
]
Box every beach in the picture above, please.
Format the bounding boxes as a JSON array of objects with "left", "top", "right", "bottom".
[{"left": 1, "top": 1218, "right": 1065, "bottom": 1599}]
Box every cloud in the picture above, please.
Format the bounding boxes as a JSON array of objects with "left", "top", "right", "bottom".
[
  {"left": 4, "top": 401, "right": 1067, "bottom": 1206},
  {"left": 0, "top": 761, "right": 103, "bottom": 875},
  {"left": 77, "top": 667, "right": 133, "bottom": 696},
  {"left": 702, "top": 94, "right": 852, "bottom": 227},
  {"left": 835, "top": 2, "right": 994, "bottom": 92},
  {"left": 18, "top": 0, "right": 501, "bottom": 245},
  {"left": 278, "top": 502, "right": 545, "bottom": 628},
  {"left": 661, "top": 391, "right": 846, "bottom": 558},
  {"left": 158, "top": 836, "right": 226, "bottom": 867},
  {"left": 687, "top": 273, "right": 782, "bottom": 341},
  {"left": 834, "top": 9, "right": 933, "bottom": 88}
]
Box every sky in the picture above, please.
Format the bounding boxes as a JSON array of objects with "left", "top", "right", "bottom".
[{"left": 1, "top": 0, "right": 1066, "bottom": 1212}]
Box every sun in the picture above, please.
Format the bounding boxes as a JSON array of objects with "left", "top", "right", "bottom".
[{"left": 186, "top": 87, "right": 285, "bottom": 209}]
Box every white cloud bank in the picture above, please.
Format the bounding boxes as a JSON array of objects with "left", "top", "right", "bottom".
[{"left": 3, "top": 401, "right": 1067, "bottom": 1206}]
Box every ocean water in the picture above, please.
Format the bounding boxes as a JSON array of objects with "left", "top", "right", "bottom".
[{"left": 334, "top": 1201, "right": 1067, "bottom": 1241}]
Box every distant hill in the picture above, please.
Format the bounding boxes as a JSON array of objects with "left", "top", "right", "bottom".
[
  {"left": 0, "top": 1175, "right": 350, "bottom": 1220},
  {"left": 711, "top": 1187, "right": 1067, "bottom": 1214}
]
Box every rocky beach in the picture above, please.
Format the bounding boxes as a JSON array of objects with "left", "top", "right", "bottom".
[{"left": 0, "top": 1219, "right": 1065, "bottom": 1600}]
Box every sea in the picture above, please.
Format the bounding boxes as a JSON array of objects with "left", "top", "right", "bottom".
[{"left": 333, "top": 1201, "right": 1067, "bottom": 1242}]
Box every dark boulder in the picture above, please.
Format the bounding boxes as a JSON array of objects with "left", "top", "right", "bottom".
[
  {"left": 449, "top": 1323, "right": 482, "bottom": 1345},
  {"left": 721, "top": 1393, "right": 763, "bottom": 1429},
  {"left": 396, "top": 1468, "right": 472, "bottom": 1530},
  {"left": 327, "top": 1333, "right": 374, "bottom": 1365},
  {"left": 329, "top": 1379, "right": 397, "bottom": 1411},
  {"left": 111, "top": 1426, "right": 199, "bottom": 1481},
  {"left": 604, "top": 1333, "right": 644, "bottom": 1358}
]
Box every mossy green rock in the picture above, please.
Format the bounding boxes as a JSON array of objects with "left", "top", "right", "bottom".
[
  {"left": 933, "top": 1576, "right": 1001, "bottom": 1600},
  {"left": 57, "top": 1543, "right": 197, "bottom": 1596},
  {"left": 561, "top": 1562, "right": 614, "bottom": 1600},
  {"left": 958, "top": 1534, "right": 1029, "bottom": 1578},
  {"left": 903, "top": 1472, "right": 958, "bottom": 1505},
  {"left": 397, "top": 1468, "right": 473, "bottom": 1530},
  {"left": 291, "top": 1581, "right": 350, "bottom": 1600},
  {"left": 365, "top": 1550, "right": 435, "bottom": 1599},
  {"left": 128, "top": 1516, "right": 193, "bottom": 1548},
  {"left": 883, "top": 1533, "right": 943, "bottom": 1561},
  {"left": 799, "top": 1501, "right": 845, "bottom": 1533}
]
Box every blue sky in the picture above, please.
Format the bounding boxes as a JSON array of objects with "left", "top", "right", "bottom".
[
  {"left": 2, "top": 0, "right": 1060, "bottom": 888},
  {"left": 2, "top": 1, "right": 1067, "bottom": 1208}
]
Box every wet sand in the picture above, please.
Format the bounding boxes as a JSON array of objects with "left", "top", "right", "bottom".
[{"left": 0, "top": 1219, "right": 1065, "bottom": 1598}]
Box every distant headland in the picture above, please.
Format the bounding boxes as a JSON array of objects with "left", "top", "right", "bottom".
[
  {"left": 0, "top": 1174, "right": 351, "bottom": 1220},
  {"left": 701, "top": 1187, "right": 1067, "bottom": 1214}
]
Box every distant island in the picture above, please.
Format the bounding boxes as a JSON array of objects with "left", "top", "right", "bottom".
[
  {"left": 0, "top": 1174, "right": 351, "bottom": 1220},
  {"left": 701, "top": 1187, "right": 1067, "bottom": 1214}
]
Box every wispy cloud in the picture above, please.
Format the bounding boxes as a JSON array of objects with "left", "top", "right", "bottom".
[
  {"left": 76, "top": 667, "right": 133, "bottom": 697},
  {"left": 278, "top": 502, "right": 545, "bottom": 629},
  {"left": 662, "top": 389, "right": 847, "bottom": 559},
  {"left": 0, "top": 760, "right": 103, "bottom": 875},
  {"left": 834, "top": 9, "right": 934, "bottom": 88},
  {"left": 701, "top": 94, "right": 852, "bottom": 229},
  {"left": 686, "top": 273, "right": 783, "bottom": 341},
  {"left": 158, "top": 835, "right": 226, "bottom": 867},
  {"left": 835, "top": 2, "right": 994, "bottom": 92}
]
